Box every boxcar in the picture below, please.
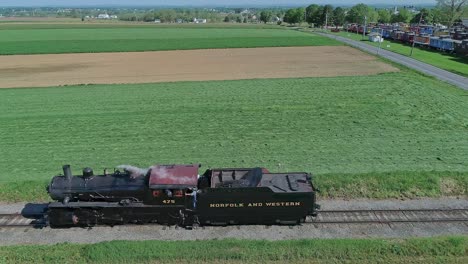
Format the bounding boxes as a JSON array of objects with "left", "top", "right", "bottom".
[
  {"left": 455, "top": 40, "right": 468, "bottom": 56},
  {"left": 414, "top": 34, "right": 431, "bottom": 46}
]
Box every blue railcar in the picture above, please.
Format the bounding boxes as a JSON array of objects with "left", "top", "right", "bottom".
[
  {"left": 382, "top": 29, "right": 392, "bottom": 38},
  {"left": 419, "top": 26, "right": 434, "bottom": 35},
  {"left": 430, "top": 37, "right": 459, "bottom": 52},
  {"left": 441, "top": 39, "right": 461, "bottom": 51},
  {"left": 430, "top": 37, "right": 442, "bottom": 49}
]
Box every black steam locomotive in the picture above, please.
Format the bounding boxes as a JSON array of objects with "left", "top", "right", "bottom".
[{"left": 47, "top": 164, "right": 319, "bottom": 228}]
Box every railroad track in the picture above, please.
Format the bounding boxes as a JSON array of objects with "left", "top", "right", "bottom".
[
  {"left": 1, "top": 209, "right": 467, "bottom": 228},
  {"left": 309, "top": 209, "right": 468, "bottom": 224},
  {"left": 0, "top": 213, "right": 42, "bottom": 228}
]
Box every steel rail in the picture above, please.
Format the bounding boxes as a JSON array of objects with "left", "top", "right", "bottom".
[
  {"left": 319, "top": 209, "right": 468, "bottom": 213},
  {"left": 308, "top": 208, "right": 468, "bottom": 224}
]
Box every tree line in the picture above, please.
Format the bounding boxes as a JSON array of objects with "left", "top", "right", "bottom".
[
  {"left": 118, "top": 9, "right": 224, "bottom": 23},
  {"left": 276, "top": 1, "right": 467, "bottom": 27}
]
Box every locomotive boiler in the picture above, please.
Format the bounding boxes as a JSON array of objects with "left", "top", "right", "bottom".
[{"left": 47, "top": 164, "right": 319, "bottom": 227}]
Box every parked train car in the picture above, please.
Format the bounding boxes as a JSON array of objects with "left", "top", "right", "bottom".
[
  {"left": 413, "top": 34, "right": 431, "bottom": 46},
  {"left": 47, "top": 164, "right": 319, "bottom": 227},
  {"left": 455, "top": 40, "right": 468, "bottom": 56},
  {"left": 430, "top": 36, "right": 460, "bottom": 52},
  {"left": 391, "top": 30, "right": 405, "bottom": 41},
  {"left": 402, "top": 32, "right": 415, "bottom": 44},
  {"left": 382, "top": 29, "right": 392, "bottom": 39},
  {"left": 452, "top": 30, "right": 468, "bottom": 41}
]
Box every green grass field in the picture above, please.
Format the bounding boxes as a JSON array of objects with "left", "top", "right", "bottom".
[
  {"left": 0, "top": 25, "right": 340, "bottom": 54},
  {"left": 1, "top": 237, "right": 466, "bottom": 263},
  {"left": 1, "top": 70, "right": 467, "bottom": 201},
  {"left": 327, "top": 30, "right": 468, "bottom": 77}
]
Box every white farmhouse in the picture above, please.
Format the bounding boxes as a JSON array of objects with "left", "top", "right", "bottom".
[
  {"left": 193, "top": 18, "right": 207, "bottom": 23},
  {"left": 97, "top": 13, "right": 110, "bottom": 19}
]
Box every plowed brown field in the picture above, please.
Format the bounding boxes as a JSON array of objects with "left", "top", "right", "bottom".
[{"left": 0, "top": 46, "right": 398, "bottom": 88}]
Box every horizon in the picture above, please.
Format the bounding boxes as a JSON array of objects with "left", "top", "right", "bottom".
[{"left": 0, "top": 0, "right": 436, "bottom": 8}]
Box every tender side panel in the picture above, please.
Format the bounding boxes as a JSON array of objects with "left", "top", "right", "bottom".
[{"left": 196, "top": 188, "right": 316, "bottom": 225}]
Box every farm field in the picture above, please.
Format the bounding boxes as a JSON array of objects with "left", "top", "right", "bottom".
[
  {"left": 0, "top": 46, "right": 397, "bottom": 88},
  {"left": 0, "top": 25, "right": 340, "bottom": 55},
  {"left": 0, "top": 71, "right": 467, "bottom": 201},
  {"left": 0, "top": 236, "right": 466, "bottom": 263},
  {"left": 328, "top": 30, "right": 468, "bottom": 77}
]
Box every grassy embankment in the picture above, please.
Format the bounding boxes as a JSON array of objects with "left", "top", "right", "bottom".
[
  {"left": 326, "top": 30, "right": 468, "bottom": 77},
  {"left": 0, "top": 71, "right": 467, "bottom": 202},
  {"left": 0, "top": 25, "right": 340, "bottom": 55},
  {"left": 0, "top": 237, "right": 467, "bottom": 263}
]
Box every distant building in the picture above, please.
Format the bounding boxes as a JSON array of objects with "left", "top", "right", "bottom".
[
  {"left": 154, "top": 19, "right": 161, "bottom": 23},
  {"left": 193, "top": 18, "right": 207, "bottom": 23},
  {"left": 368, "top": 32, "right": 384, "bottom": 43},
  {"left": 97, "top": 13, "right": 110, "bottom": 19}
]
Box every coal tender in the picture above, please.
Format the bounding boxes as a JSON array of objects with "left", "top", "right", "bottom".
[{"left": 47, "top": 164, "right": 319, "bottom": 227}]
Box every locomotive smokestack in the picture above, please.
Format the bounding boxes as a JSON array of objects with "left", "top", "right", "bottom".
[{"left": 63, "top": 165, "right": 72, "bottom": 180}]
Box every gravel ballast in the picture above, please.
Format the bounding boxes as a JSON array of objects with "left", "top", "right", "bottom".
[{"left": 0, "top": 198, "right": 466, "bottom": 245}]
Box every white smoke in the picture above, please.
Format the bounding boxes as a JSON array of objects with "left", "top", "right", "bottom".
[
  {"left": 150, "top": 166, "right": 196, "bottom": 184},
  {"left": 117, "top": 165, "right": 149, "bottom": 178}
]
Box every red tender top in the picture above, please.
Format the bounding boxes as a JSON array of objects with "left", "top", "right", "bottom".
[{"left": 148, "top": 164, "right": 199, "bottom": 189}]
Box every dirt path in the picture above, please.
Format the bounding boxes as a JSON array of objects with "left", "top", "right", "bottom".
[{"left": 0, "top": 46, "right": 398, "bottom": 88}]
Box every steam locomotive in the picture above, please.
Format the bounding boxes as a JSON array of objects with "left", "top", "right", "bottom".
[{"left": 47, "top": 164, "right": 319, "bottom": 228}]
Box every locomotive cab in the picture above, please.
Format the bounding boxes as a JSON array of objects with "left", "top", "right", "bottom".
[{"left": 145, "top": 164, "right": 199, "bottom": 208}]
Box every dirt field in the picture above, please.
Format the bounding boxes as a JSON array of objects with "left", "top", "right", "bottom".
[{"left": 0, "top": 46, "right": 398, "bottom": 88}]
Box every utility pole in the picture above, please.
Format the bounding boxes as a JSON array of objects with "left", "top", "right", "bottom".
[
  {"left": 325, "top": 13, "right": 328, "bottom": 31},
  {"left": 378, "top": 28, "right": 384, "bottom": 54},
  {"left": 410, "top": 10, "right": 423, "bottom": 57},
  {"left": 362, "top": 16, "right": 367, "bottom": 40}
]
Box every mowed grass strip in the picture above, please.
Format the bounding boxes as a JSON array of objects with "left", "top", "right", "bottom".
[
  {"left": 0, "top": 27, "right": 340, "bottom": 55},
  {"left": 328, "top": 31, "right": 468, "bottom": 77},
  {"left": 0, "top": 71, "right": 467, "bottom": 201},
  {"left": 1, "top": 237, "right": 467, "bottom": 264}
]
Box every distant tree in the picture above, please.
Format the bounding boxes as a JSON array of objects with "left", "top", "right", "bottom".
[
  {"left": 347, "top": 3, "right": 378, "bottom": 24},
  {"left": 321, "top": 4, "right": 334, "bottom": 26},
  {"left": 377, "top": 9, "right": 391, "bottom": 23},
  {"left": 142, "top": 12, "right": 155, "bottom": 22},
  {"left": 286, "top": 7, "right": 305, "bottom": 24},
  {"left": 333, "top": 7, "right": 346, "bottom": 26},
  {"left": 436, "top": 0, "right": 467, "bottom": 26},
  {"left": 224, "top": 15, "right": 230, "bottom": 22},
  {"left": 284, "top": 8, "right": 305, "bottom": 24},
  {"left": 347, "top": 3, "right": 369, "bottom": 23},
  {"left": 155, "top": 9, "right": 177, "bottom": 23},
  {"left": 430, "top": 7, "right": 446, "bottom": 24},
  {"left": 410, "top": 8, "right": 431, "bottom": 24},
  {"left": 260, "top": 10, "right": 273, "bottom": 23},
  {"left": 305, "top": 4, "right": 320, "bottom": 25},
  {"left": 243, "top": 17, "right": 248, "bottom": 23},
  {"left": 391, "top": 8, "right": 413, "bottom": 23},
  {"left": 236, "top": 16, "right": 242, "bottom": 23}
]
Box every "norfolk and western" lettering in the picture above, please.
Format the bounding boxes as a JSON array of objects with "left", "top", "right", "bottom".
[{"left": 209, "top": 202, "right": 301, "bottom": 208}]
